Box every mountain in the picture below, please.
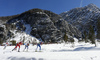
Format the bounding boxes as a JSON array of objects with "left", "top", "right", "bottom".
[
  {"left": 0, "top": 8, "right": 81, "bottom": 43},
  {"left": 60, "top": 3, "right": 100, "bottom": 39}
]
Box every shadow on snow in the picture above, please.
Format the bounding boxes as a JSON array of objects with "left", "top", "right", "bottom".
[
  {"left": 73, "top": 46, "right": 100, "bottom": 51},
  {"left": 7, "top": 56, "right": 44, "bottom": 60},
  {"left": 51, "top": 46, "right": 100, "bottom": 52}
]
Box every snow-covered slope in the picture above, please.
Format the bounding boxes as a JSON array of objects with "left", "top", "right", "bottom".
[
  {"left": 0, "top": 43, "right": 100, "bottom": 60},
  {"left": 4, "top": 20, "right": 40, "bottom": 43},
  {"left": 9, "top": 30, "right": 39, "bottom": 43}
]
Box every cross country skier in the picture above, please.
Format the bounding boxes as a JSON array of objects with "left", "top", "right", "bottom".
[
  {"left": 3, "top": 42, "right": 9, "bottom": 50},
  {"left": 35, "top": 41, "right": 43, "bottom": 52},
  {"left": 23, "top": 43, "right": 29, "bottom": 52},
  {"left": 12, "top": 41, "right": 23, "bottom": 52}
]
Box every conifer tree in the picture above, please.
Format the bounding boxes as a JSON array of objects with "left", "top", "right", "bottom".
[
  {"left": 88, "top": 25, "right": 95, "bottom": 44},
  {"left": 64, "top": 32, "right": 68, "bottom": 43},
  {"left": 0, "top": 38, "right": 3, "bottom": 44},
  {"left": 70, "top": 38, "right": 75, "bottom": 48},
  {"left": 83, "top": 30, "right": 88, "bottom": 43},
  {"left": 96, "top": 19, "right": 100, "bottom": 39}
]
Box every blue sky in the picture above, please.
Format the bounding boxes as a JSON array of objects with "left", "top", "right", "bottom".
[{"left": 0, "top": 0, "right": 100, "bottom": 16}]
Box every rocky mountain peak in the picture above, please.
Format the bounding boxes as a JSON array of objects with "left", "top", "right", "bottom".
[
  {"left": 86, "top": 3, "right": 97, "bottom": 8},
  {"left": 60, "top": 3, "right": 100, "bottom": 39},
  {"left": 84, "top": 3, "right": 100, "bottom": 12}
]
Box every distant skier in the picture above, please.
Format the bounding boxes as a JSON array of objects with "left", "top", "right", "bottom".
[
  {"left": 35, "top": 41, "right": 43, "bottom": 52},
  {"left": 3, "top": 42, "right": 9, "bottom": 50},
  {"left": 12, "top": 41, "right": 23, "bottom": 52},
  {"left": 23, "top": 43, "right": 29, "bottom": 52}
]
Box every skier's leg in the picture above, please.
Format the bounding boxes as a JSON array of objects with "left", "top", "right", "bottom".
[
  {"left": 35, "top": 45, "right": 38, "bottom": 51},
  {"left": 18, "top": 48, "right": 20, "bottom": 52},
  {"left": 39, "top": 44, "right": 41, "bottom": 50},
  {"left": 12, "top": 46, "right": 17, "bottom": 51},
  {"left": 3, "top": 46, "right": 6, "bottom": 50},
  {"left": 26, "top": 46, "right": 28, "bottom": 51},
  {"left": 23, "top": 45, "right": 26, "bottom": 51},
  {"left": 18, "top": 45, "right": 20, "bottom": 52}
]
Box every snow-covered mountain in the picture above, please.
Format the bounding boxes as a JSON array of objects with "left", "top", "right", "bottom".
[
  {"left": 60, "top": 3, "right": 100, "bottom": 39},
  {"left": 1, "top": 3, "right": 100, "bottom": 43},
  {"left": 0, "top": 8, "right": 81, "bottom": 43}
]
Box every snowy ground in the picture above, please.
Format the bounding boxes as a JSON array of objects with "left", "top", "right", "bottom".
[{"left": 0, "top": 43, "right": 100, "bottom": 60}]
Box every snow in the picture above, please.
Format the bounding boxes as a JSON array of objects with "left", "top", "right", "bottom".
[
  {"left": 7, "top": 21, "right": 41, "bottom": 44},
  {"left": 74, "top": 38, "right": 78, "bottom": 43},
  {"left": 1, "top": 21, "right": 100, "bottom": 60},
  {"left": 24, "top": 24, "right": 31, "bottom": 34},
  {"left": 8, "top": 29, "right": 39, "bottom": 44},
  {"left": 0, "top": 42, "right": 100, "bottom": 60},
  {"left": 3, "top": 19, "right": 100, "bottom": 60}
]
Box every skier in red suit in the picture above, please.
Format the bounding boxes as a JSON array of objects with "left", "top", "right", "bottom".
[{"left": 12, "top": 41, "right": 23, "bottom": 52}]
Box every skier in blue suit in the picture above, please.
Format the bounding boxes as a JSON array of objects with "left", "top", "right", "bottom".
[{"left": 35, "top": 41, "right": 43, "bottom": 52}]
